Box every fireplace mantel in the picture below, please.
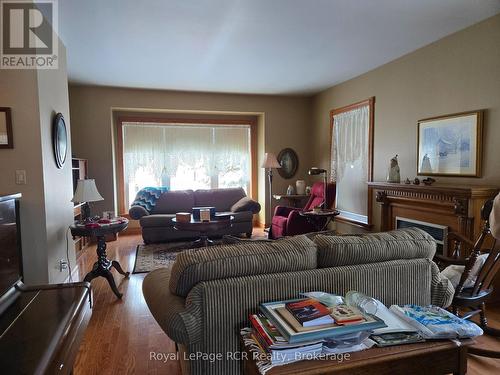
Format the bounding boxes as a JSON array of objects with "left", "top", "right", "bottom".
[{"left": 368, "top": 182, "right": 498, "bottom": 256}]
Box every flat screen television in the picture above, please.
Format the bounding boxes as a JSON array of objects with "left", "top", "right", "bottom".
[{"left": 0, "top": 194, "right": 22, "bottom": 298}]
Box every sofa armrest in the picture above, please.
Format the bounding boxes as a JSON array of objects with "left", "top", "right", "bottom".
[
  {"left": 129, "top": 205, "right": 149, "bottom": 220},
  {"left": 142, "top": 268, "right": 202, "bottom": 345},
  {"left": 231, "top": 196, "right": 261, "bottom": 214},
  {"left": 430, "top": 261, "right": 455, "bottom": 308},
  {"left": 274, "top": 205, "right": 297, "bottom": 217}
]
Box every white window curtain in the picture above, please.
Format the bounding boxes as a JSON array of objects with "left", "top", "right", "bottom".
[
  {"left": 122, "top": 122, "right": 251, "bottom": 208},
  {"left": 331, "top": 105, "right": 369, "bottom": 223}
]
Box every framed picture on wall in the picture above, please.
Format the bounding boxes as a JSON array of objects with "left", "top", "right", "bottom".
[
  {"left": 0, "top": 107, "right": 13, "bottom": 149},
  {"left": 417, "top": 110, "right": 483, "bottom": 177}
]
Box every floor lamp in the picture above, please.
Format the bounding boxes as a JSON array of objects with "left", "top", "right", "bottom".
[
  {"left": 308, "top": 167, "right": 328, "bottom": 210},
  {"left": 261, "top": 153, "right": 281, "bottom": 229}
]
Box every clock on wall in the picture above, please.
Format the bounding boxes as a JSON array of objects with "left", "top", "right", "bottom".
[{"left": 52, "top": 113, "right": 68, "bottom": 169}]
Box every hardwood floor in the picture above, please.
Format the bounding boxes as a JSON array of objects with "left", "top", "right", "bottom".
[
  {"left": 73, "top": 234, "right": 179, "bottom": 374},
  {"left": 73, "top": 232, "right": 500, "bottom": 374}
]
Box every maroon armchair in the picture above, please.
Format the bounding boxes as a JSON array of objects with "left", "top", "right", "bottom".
[{"left": 270, "top": 182, "right": 336, "bottom": 239}]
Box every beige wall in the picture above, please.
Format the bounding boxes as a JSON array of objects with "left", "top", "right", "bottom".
[
  {"left": 37, "top": 41, "right": 75, "bottom": 283},
  {"left": 68, "top": 86, "right": 313, "bottom": 225},
  {"left": 312, "top": 14, "right": 500, "bottom": 233},
  {"left": 0, "top": 40, "right": 74, "bottom": 284},
  {"left": 0, "top": 68, "right": 47, "bottom": 283}
]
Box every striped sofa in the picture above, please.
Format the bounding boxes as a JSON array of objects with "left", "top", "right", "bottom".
[{"left": 142, "top": 228, "right": 454, "bottom": 375}]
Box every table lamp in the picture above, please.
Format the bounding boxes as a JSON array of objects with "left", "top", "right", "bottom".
[
  {"left": 261, "top": 153, "right": 281, "bottom": 227},
  {"left": 71, "top": 179, "right": 104, "bottom": 222},
  {"left": 308, "top": 167, "right": 328, "bottom": 210}
]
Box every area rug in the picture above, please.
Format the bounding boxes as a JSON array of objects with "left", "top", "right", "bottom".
[
  {"left": 133, "top": 232, "right": 269, "bottom": 274},
  {"left": 132, "top": 242, "right": 196, "bottom": 274}
]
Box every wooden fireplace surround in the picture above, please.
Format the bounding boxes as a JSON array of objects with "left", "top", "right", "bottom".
[{"left": 368, "top": 182, "right": 498, "bottom": 257}]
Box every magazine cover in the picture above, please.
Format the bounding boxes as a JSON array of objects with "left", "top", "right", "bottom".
[{"left": 389, "top": 305, "right": 483, "bottom": 339}]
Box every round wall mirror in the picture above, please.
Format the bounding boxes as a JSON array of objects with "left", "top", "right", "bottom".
[
  {"left": 277, "top": 148, "right": 298, "bottom": 179},
  {"left": 53, "top": 113, "right": 68, "bottom": 169}
]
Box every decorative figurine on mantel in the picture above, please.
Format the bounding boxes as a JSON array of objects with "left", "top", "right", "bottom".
[
  {"left": 404, "top": 178, "right": 411, "bottom": 184},
  {"left": 422, "top": 177, "right": 436, "bottom": 186},
  {"left": 387, "top": 154, "right": 401, "bottom": 183}
]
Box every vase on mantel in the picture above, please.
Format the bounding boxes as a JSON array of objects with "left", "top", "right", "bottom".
[
  {"left": 296, "top": 180, "right": 306, "bottom": 195},
  {"left": 287, "top": 185, "right": 295, "bottom": 195}
]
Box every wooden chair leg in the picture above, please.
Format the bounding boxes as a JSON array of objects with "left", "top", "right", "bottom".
[
  {"left": 479, "top": 302, "right": 488, "bottom": 327},
  {"left": 466, "top": 302, "right": 500, "bottom": 358}
]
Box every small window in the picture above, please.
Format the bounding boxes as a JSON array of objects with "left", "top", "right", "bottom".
[{"left": 330, "top": 98, "right": 374, "bottom": 227}]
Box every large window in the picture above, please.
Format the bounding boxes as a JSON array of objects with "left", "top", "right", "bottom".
[
  {"left": 330, "top": 98, "right": 374, "bottom": 227},
  {"left": 118, "top": 120, "right": 253, "bottom": 210}
]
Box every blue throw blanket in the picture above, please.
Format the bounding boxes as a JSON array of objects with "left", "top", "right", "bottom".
[{"left": 131, "top": 187, "right": 169, "bottom": 213}]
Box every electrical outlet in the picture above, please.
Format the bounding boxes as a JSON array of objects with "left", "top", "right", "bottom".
[
  {"left": 59, "top": 259, "right": 68, "bottom": 272},
  {"left": 15, "top": 170, "right": 26, "bottom": 185}
]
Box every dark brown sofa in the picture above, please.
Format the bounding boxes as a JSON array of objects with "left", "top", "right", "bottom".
[{"left": 129, "top": 187, "right": 260, "bottom": 243}]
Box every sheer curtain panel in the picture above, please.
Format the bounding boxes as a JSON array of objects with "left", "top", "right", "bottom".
[
  {"left": 122, "top": 122, "right": 251, "bottom": 208},
  {"left": 330, "top": 104, "right": 370, "bottom": 224}
]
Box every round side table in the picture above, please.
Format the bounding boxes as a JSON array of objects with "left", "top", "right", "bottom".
[
  {"left": 70, "top": 220, "right": 130, "bottom": 299},
  {"left": 299, "top": 209, "right": 340, "bottom": 232}
]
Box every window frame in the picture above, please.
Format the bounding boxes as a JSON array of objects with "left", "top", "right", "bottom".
[
  {"left": 116, "top": 116, "right": 257, "bottom": 215},
  {"left": 329, "top": 97, "right": 375, "bottom": 229}
]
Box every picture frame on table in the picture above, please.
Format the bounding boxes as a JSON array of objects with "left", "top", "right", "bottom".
[{"left": 417, "top": 110, "right": 483, "bottom": 177}]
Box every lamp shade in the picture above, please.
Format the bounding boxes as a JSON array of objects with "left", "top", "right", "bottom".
[
  {"left": 261, "top": 152, "right": 281, "bottom": 169},
  {"left": 71, "top": 179, "right": 104, "bottom": 203}
]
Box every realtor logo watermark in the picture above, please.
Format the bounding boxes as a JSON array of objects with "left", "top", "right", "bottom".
[{"left": 1, "top": 0, "right": 58, "bottom": 69}]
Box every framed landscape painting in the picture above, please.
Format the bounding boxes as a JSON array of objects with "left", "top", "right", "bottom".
[{"left": 417, "top": 111, "right": 483, "bottom": 177}]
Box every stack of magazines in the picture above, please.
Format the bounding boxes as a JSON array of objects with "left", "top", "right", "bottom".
[
  {"left": 247, "top": 314, "right": 324, "bottom": 365},
  {"left": 245, "top": 296, "right": 385, "bottom": 367},
  {"left": 243, "top": 293, "right": 484, "bottom": 371},
  {"left": 258, "top": 298, "right": 386, "bottom": 344}
]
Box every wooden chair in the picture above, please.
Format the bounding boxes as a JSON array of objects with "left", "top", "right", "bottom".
[{"left": 435, "top": 198, "right": 500, "bottom": 358}]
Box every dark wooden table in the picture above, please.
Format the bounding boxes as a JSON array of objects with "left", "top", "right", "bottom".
[
  {"left": 0, "top": 282, "right": 92, "bottom": 374},
  {"left": 273, "top": 194, "right": 310, "bottom": 208},
  {"left": 70, "top": 220, "right": 130, "bottom": 299},
  {"left": 172, "top": 216, "right": 233, "bottom": 247},
  {"left": 299, "top": 209, "right": 340, "bottom": 231},
  {"left": 242, "top": 339, "right": 473, "bottom": 375}
]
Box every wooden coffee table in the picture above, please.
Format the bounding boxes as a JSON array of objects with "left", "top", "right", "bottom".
[
  {"left": 242, "top": 338, "right": 473, "bottom": 375},
  {"left": 172, "top": 216, "right": 233, "bottom": 247}
]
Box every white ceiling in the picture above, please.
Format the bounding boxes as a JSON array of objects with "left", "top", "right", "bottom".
[{"left": 58, "top": 0, "right": 500, "bottom": 95}]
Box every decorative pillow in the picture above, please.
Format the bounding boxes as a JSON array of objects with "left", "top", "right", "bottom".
[
  {"left": 152, "top": 190, "right": 194, "bottom": 214},
  {"left": 169, "top": 235, "right": 317, "bottom": 297},
  {"left": 230, "top": 196, "right": 261, "bottom": 213},
  {"left": 314, "top": 227, "right": 436, "bottom": 268},
  {"left": 130, "top": 187, "right": 169, "bottom": 213},
  {"left": 441, "top": 253, "right": 489, "bottom": 289}
]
